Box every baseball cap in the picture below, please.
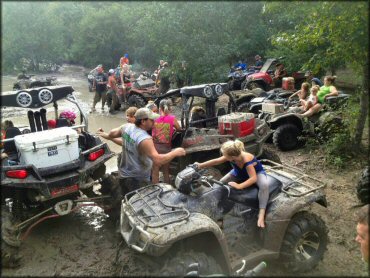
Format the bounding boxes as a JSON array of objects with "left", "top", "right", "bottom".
[
  {"left": 109, "top": 69, "right": 115, "bottom": 74},
  {"left": 134, "top": 108, "right": 160, "bottom": 120}
]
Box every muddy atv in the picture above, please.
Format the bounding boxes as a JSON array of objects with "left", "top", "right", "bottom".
[
  {"left": 258, "top": 92, "right": 350, "bottom": 151},
  {"left": 126, "top": 78, "right": 163, "bottom": 108},
  {"left": 165, "top": 83, "right": 274, "bottom": 176},
  {"left": 227, "top": 67, "right": 256, "bottom": 91},
  {"left": 13, "top": 76, "right": 58, "bottom": 90},
  {"left": 1, "top": 85, "right": 114, "bottom": 256},
  {"left": 241, "top": 57, "right": 305, "bottom": 91},
  {"left": 119, "top": 160, "right": 328, "bottom": 276}
]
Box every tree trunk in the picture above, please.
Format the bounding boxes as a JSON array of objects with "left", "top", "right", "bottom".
[{"left": 353, "top": 63, "right": 369, "bottom": 148}]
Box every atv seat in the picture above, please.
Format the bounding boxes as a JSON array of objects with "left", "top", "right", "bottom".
[{"left": 228, "top": 174, "right": 282, "bottom": 209}]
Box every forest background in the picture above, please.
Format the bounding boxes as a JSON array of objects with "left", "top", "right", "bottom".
[{"left": 2, "top": 1, "right": 369, "bottom": 166}]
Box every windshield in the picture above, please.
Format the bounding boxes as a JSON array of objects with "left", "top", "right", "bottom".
[{"left": 260, "top": 59, "right": 276, "bottom": 73}]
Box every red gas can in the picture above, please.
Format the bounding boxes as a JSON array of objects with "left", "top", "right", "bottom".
[{"left": 218, "top": 112, "right": 255, "bottom": 138}]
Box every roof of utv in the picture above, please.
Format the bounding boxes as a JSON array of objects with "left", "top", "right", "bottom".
[
  {"left": 180, "top": 83, "right": 229, "bottom": 99},
  {"left": 2, "top": 85, "right": 75, "bottom": 108}
]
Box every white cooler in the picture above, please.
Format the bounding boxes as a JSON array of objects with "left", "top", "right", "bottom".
[{"left": 14, "top": 127, "right": 79, "bottom": 168}]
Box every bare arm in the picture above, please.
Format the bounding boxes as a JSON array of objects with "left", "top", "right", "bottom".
[
  {"left": 97, "top": 129, "right": 123, "bottom": 146},
  {"left": 289, "top": 90, "right": 300, "bottom": 99},
  {"left": 197, "top": 156, "right": 228, "bottom": 169},
  {"left": 108, "top": 126, "right": 123, "bottom": 139},
  {"left": 229, "top": 165, "right": 257, "bottom": 189},
  {"left": 324, "top": 86, "right": 339, "bottom": 99},
  {"left": 139, "top": 139, "right": 186, "bottom": 166},
  {"left": 173, "top": 118, "right": 182, "bottom": 131}
]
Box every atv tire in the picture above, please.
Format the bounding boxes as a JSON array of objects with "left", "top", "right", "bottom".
[
  {"left": 280, "top": 211, "right": 328, "bottom": 273},
  {"left": 356, "top": 166, "right": 369, "bottom": 205},
  {"left": 128, "top": 94, "right": 146, "bottom": 108},
  {"left": 247, "top": 81, "right": 263, "bottom": 91},
  {"left": 273, "top": 123, "right": 302, "bottom": 151},
  {"left": 160, "top": 250, "right": 223, "bottom": 276},
  {"left": 228, "top": 80, "right": 237, "bottom": 91}
]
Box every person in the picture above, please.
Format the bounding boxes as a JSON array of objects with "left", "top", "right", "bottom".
[
  {"left": 305, "top": 71, "right": 323, "bottom": 87},
  {"left": 272, "top": 63, "right": 287, "bottom": 87},
  {"left": 355, "top": 204, "right": 369, "bottom": 264},
  {"left": 301, "top": 75, "right": 339, "bottom": 117},
  {"left": 91, "top": 66, "right": 108, "bottom": 112},
  {"left": 151, "top": 99, "right": 182, "bottom": 184},
  {"left": 195, "top": 140, "right": 269, "bottom": 228},
  {"left": 17, "top": 70, "right": 31, "bottom": 80},
  {"left": 106, "top": 108, "right": 186, "bottom": 193},
  {"left": 107, "top": 69, "right": 119, "bottom": 114},
  {"left": 289, "top": 82, "right": 310, "bottom": 102},
  {"left": 190, "top": 106, "right": 207, "bottom": 128},
  {"left": 254, "top": 55, "right": 264, "bottom": 71},
  {"left": 157, "top": 62, "right": 171, "bottom": 94},
  {"left": 1, "top": 120, "right": 14, "bottom": 151},
  {"left": 145, "top": 101, "right": 158, "bottom": 113},
  {"left": 97, "top": 106, "right": 138, "bottom": 147},
  {"left": 120, "top": 53, "right": 129, "bottom": 69},
  {"left": 120, "top": 64, "right": 132, "bottom": 105},
  {"left": 234, "top": 60, "right": 247, "bottom": 71},
  {"left": 301, "top": 85, "right": 319, "bottom": 112}
]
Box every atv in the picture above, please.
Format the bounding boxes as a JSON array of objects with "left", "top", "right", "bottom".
[
  {"left": 13, "top": 76, "right": 58, "bottom": 90},
  {"left": 119, "top": 160, "right": 328, "bottom": 276},
  {"left": 241, "top": 57, "right": 305, "bottom": 91},
  {"left": 126, "top": 78, "right": 161, "bottom": 108},
  {"left": 227, "top": 66, "right": 256, "bottom": 91},
  {"left": 163, "top": 83, "right": 274, "bottom": 176},
  {"left": 1, "top": 85, "right": 114, "bottom": 253},
  {"left": 258, "top": 92, "right": 350, "bottom": 151}
]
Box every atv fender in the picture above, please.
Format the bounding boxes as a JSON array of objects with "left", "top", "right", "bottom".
[
  {"left": 120, "top": 206, "right": 231, "bottom": 273},
  {"left": 262, "top": 190, "right": 327, "bottom": 252},
  {"left": 269, "top": 113, "right": 304, "bottom": 131},
  {"left": 235, "top": 92, "right": 260, "bottom": 106}
]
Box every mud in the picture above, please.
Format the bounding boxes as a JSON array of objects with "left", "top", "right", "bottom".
[{"left": 1, "top": 65, "right": 368, "bottom": 276}]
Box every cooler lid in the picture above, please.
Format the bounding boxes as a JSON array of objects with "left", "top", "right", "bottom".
[{"left": 14, "top": 127, "right": 78, "bottom": 149}]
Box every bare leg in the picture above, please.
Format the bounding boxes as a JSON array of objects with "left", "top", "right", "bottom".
[
  {"left": 151, "top": 164, "right": 160, "bottom": 184},
  {"left": 301, "top": 103, "right": 322, "bottom": 117},
  {"left": 220, "top": 172, "right": 240, "bottom": 184},
  {"left": 162, "top": 163, "right": 170, "bottom": 184},
  {"left": 256, "top": 173, "right": 269, "bottom": 228}
]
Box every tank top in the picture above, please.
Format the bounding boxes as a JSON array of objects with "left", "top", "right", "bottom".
[
  {"left": 119, "top": 124, "right": 152, "bottom": 181},
  {"left": 317, "top": 85, "right": 332, "bottom": 104},
  {"left": 152, "top": 114, "right": 175, "bottom": 146},
  {"left": 230, "top": 157, "right": 265, "bottom": 181}
]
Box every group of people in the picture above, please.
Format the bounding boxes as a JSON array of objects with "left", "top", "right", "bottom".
[
  {"left": 233, "top": 54, "right": 264, "bottom": 72},
  {"left": 289, "top": 75, "right": 339, "bottom": 117}
]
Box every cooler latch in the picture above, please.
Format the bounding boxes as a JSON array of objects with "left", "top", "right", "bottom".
[
  {"left": 66, "top": 135, "right": 70, "bottom": 145},
  {"left": 32, "top": 142, "right": 38, "bottom": 152}
]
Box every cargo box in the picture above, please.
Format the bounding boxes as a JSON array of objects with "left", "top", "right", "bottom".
[
  {"left": 218, "top": 112, "right": 255, "bottom": 138},
  {"left": 14, "top": 127, "right": 79, "bottom": 169},
  {"left": 262, "top": 103, "right": 284, "bottom": 114}
]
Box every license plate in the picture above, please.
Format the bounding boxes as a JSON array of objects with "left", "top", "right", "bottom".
[{"left": 51, "top": 184, "right": 79, "bottom": 197}]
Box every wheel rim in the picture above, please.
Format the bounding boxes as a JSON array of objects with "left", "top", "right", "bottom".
[{"left": 295, "top": 231, "right": 320, "bottom": 261}]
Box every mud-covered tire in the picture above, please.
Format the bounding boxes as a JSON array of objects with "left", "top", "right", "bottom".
[
  {"left": 247, "top": 81, "right": 263, "bottom": 90},
  {"left": 273, "top": 124, "right": 302, "bottom": 151},
  {"left": 128, "top": 94, "right": 146, "bottom": 108},
  {"left": 228, "top": 80, "right": 237, "bottom": 91},
  {"left": 160, "top": 250, "right": 223, "bottom": 276},
  {"left": 356, "top": 166, "right": 369, "bottom": 205},
  {"left": 280, "top": 211, "right": 328, "bottom": 273}
]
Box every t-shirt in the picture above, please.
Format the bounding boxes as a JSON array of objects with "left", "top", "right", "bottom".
[
  {"left": 120, "top": 57, "right": 129, "bottom": 68},
  {"left": 317, "top": 85, "right": 332, "bottom": 104},
  {"left": 119, "top": 124, "right": 152, "bottom": 181},
  {"left": 152, "top": 115, "right": 175, "bottom": 146},
  {"left": 107, "top": 75, "right": 117, "bottom": 91},
  {"left": 94, "top": 72, "right": 108, "bottom": 93},
  {"left": 255, "top": 60, "right": 263, "bottom": 69}
]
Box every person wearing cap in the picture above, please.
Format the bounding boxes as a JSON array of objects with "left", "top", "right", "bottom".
[
  {"left": 272, "top": 63, "right": 287, "bottom": 87},
  {"left": 107, "top": 69, "right": 119, "bottom": 114},
  {"left": 254, "top": 55, "right": 263, "bottom": 71},
  {"left": 355, "top": 204, "right": 369, "bottom": 265},
  {"left": 107, "top": 107, "right": 186, "bottom": 193},
  {"left": 151, "top": 99, "right": 182, "bottom": 183},
  {"left": 305, "top": 71, "right": 323, "bottom": 87},
  {"left": 91, "top": 66, "right": 108, "bottom": 112},
  {"left": 145, "top": 101, "right": 158, "bottom": 113},
  {"left": 120, "top": 53, "right": 129, "bottom": 69}
]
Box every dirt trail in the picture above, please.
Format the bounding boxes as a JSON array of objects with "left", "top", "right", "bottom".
[{"left": 1, "top": 65, "right": 368, "bottom": 276}]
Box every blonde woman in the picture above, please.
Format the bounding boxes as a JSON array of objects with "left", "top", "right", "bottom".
[{"left": 196, "top": 139, "right": 269, "bottom": 228}]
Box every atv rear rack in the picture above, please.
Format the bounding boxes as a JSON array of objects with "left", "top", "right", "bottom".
[
  {"left": 125, "top": 185, "right": 190, "bottom": 228},
  {"left": 260, "top": 159, "right": 326, "bottom": 197}
]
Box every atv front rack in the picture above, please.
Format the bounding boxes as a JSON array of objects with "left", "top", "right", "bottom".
[
  {"left": 260, "top": 159, "right": 327, "bottom": 197},
  {"left": 125, "top": 185, "right": 190, "bottom": 228}
]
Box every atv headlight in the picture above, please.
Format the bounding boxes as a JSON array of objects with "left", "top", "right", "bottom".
[
  {"left": 203, "top": 85, "right": 213, "bottom": 98},
  {"left": 214, "top": 84, "right": 223, "bottom": 96}
]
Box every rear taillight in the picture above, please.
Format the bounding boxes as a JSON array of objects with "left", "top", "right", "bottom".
[
  {"left": 6, "top": 170, "right": 28, "bottom": 179},
  {"left": 88, "top": 148, "right": 105, "bottom": 161}
]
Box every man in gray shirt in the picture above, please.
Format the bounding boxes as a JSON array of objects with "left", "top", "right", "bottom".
[{"left": 107, "top": 108, "right": 186, "bottom": 197}]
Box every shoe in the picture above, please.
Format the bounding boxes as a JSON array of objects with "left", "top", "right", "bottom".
[{"left": 90, "top": 107, "right": 96, "bottom": 113}]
